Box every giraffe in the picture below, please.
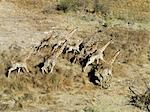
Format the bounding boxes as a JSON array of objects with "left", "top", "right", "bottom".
[
  {"left": 65, "top": 38, "right": 83, "bottom": 54},
  {"left": 51, "top": 27, "right": 78, "bottom": 53},
  {"left": 83, "top": 39, "right": 112, "bottom": 72},
  {"left": 7, "top": 50, "right": 33, "bottom": 77},
  {"left": 96, "top": 39, "right": 112, "bottom": 62},
  {"left": 41, "top": 40, "right": 67, "bottom": 74},
  {"left": 84, "top": 41, "right": 99, "bottom": 56},
  {"left": 35, "top": 30, "right": 54, "bottom": 52},
  {"left": 96, "top": 50, "right": 120, "bottom": 88}
]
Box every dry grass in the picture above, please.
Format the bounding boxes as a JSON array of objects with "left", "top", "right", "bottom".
[
  {"left": 7, "top": 0, "right": 150, "bottom": 22},
  {"left": 103, "top": 27, "right": 150, "bottom": 64},
  {"left": 107, "top": 0, "right": 150, "bottom": 22},
  {"left": 9, "top": 0, "right": 44, "bottom": 9},
  {"left": 0, "top": 50, "right": 79, "bottom": 91},
  {"left": 55, "top": 0, "right": 150, "bottom": 22}
]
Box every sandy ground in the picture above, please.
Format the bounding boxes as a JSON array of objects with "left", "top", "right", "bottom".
[{"left": 0, "top": 0, "right": 150, "bottom": 112}]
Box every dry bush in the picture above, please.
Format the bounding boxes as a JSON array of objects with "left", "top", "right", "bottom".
[
  {"left": 83, "top": 106, "right": 99, "bottom": 112},
  {"left": 56, "top": 0, "right": 83, "bottom": 12},
  {"left": 56, "top": 0, "right": 108, "bottom": 14},
  {"left": 129, "top": 86, "right": 150, "bottom": 112}
]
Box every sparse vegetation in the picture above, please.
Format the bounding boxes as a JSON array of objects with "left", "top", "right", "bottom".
[
  {"left": 56, "top": 0, "right": 82, "bottom": 12},
  {"left": 129, "top": 85, "right": 150, "bottom": 112},
  {"left": 55, "top": 0, "right": 150, "bottom": 22},
  {"left": 84, "top": 106, "right": 99, "bottom": 112}
]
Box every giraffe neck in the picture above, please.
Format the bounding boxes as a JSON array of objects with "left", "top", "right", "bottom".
[
  {"left": 55, "top": 42, "right": 66, "bottom": 58},
  {"left": 109, "top": 50, "right": 120, "bottom": 65},
  {"left": 66, "top": 28, "right": 77, "bottom": 40},
  {"left": 99, "top": 41, "right": 111, "bottom": 53}
]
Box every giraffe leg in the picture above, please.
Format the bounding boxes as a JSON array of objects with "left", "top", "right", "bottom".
[
  {"left": 96, "top": 59, "right": 99, "bottom": 64},
  {"left": 41, "top": 67, "right": 45, "bottom": 74},
  {"left": 50, "top": 61, "right": 56, "bottom": 73},
  {"left": 73, "top": 57, "right": 77, "bottom": 63},
  {"left": 24, "top": 66, "right": 29, "bottom": 73},
  {"left": 41, "top": 66, "right": 48, "bottom": 74},
  {"left": 8, "top": 67, "right": 17, "bottom": 77},
  {"left": 8, "top": 68, "right": 13, "bottom": 77},
  {"left": 83, "top": 65, "right": 87, "bottom": 72},
  {"left": 45, "top": 68, "right": 48, "bottom": 74},
  {"left": 83, "top": 61, "right": 91, "bottom": 72},
  {"left": 17, "top": 68, "right": 21, "bottom": 74},
  {"left": 24, "top": 66, "right": 32, "bottom": 76},
  {"left": 50, "top": 64, "right": 54, "bottom": 73},
  {"left": 101, "top": 80, "right": 104, "bottom": 89},
  {"left": 101, "top": 57, "right": 106, "bottom": 63},
  {"left": 51, "top": 44, "right": 58, "bottom": 53}
]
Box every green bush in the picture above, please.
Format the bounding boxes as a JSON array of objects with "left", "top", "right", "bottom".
[
  {"left": 56, "top": 0, "right": 81, "bottom": 12},
  {"left": 84, "top": 106, "right": 99, "bottom": 112},
  {"left": 95, "top": 3, "right": 109, "bottom": 14}
]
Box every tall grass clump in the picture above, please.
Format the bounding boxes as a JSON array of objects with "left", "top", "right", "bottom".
[{"left": 56, "top": 0, "right": 82, "bottom": 12}]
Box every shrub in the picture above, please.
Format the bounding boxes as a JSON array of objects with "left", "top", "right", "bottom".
[
  {"left": 129, "top": 86, "right": 150, "bottom": 112},
  {"left": 56, "top": 0, "right": 81, "bottom": 12},
  {"left": 83, "top": 106, "right": 99, "bottom": 112}
]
